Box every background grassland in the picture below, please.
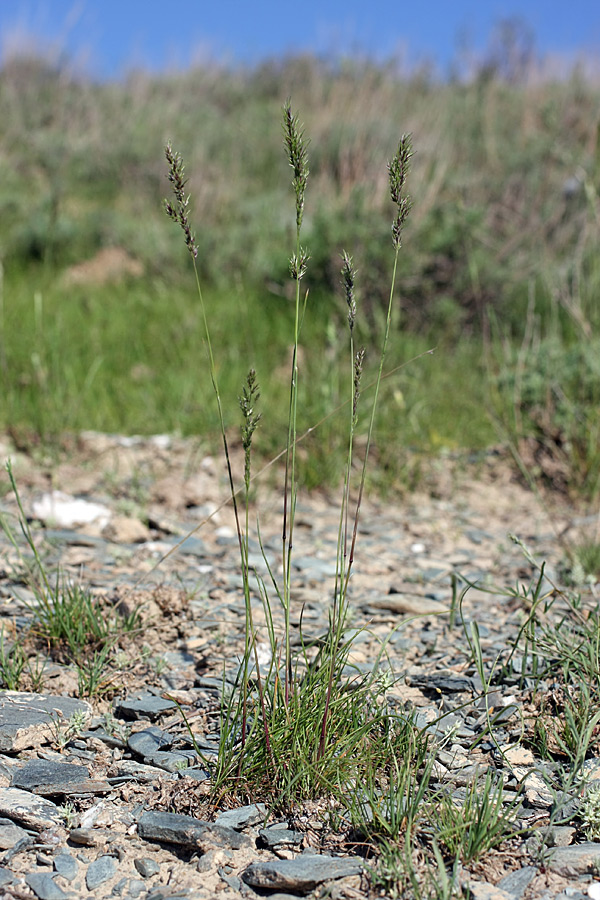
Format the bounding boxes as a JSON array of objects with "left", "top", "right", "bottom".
[{"left": 0, "top": 48, "right": 599, "bottom": 495}]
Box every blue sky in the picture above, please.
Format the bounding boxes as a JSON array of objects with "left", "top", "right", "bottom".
[{"left": 0, "top": 0, "right": 599, "bottom": 79}]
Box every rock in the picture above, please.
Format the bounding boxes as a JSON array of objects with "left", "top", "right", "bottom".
[
  {"left": 0, "top": 692, "right": 92, "bottom": 751},
  {"left": 214, "top": 803, "right": 266, "bottom": 830},
  {"left": 0, "top": 869, "right": 14, "bottom": 887},
  {"left": 523, "top": 772, "right": 554, "bottom": 809},
  {"left": 127, "top": 726, "right": 168, "bottom": 756},
  {"left": 111, "top": 760, "right": 170, "bottom": 782},
  {"left": 496, "top": 866, "right": 538, "bottom": 898},
  {"left": 68, "top": 826, "right": 109, "bottom": 846},
  {"left": 0, "top": 787, "right": 64, "bottom": 831},
  {"left": 241, "top": 855, "right": 363, "bottom": 891},
  {"left": 86, "top": 854, "right": 117, "bottom": 889},
  {"left": 137, "top": 810, "right": 249, "bottom": 851},
  {"left": 548, "top": 842, "right": 600, "bottom": 874},
  {"left": 0, "top": 815, "right": 30, "bottom": 849},
  {"left": 145, "top": 750, "right": 198, "bottom": 773},
  {"left": 11, "top": 758, "right": 110, "bottom": 796},
  {"left": 24, "top": 872, "right": 68, "bottom": 900},
  {"left": 368, "top": 595, "right": 448, "bottom": 615},
  {"left": 116, "top": 695, "right": 176, "bottom": 721},
  {"left": 102, "top": 515, "right": 150, "bottom": 543},
  {"left": 134, "top": 857, "right": 160, "bottom": 877},
  {"left": 462, "top": 880, "right": 515, "bottom": 900},
  {"left": 259, "top": 824, "right": 304, "bottom": 849},
  {"left": 53, "top": 852, "right": 78, "bottom": 881},
  {"left": 32, "top": 491, "right": 111, "bottom": 528},
  {"left": 543, "top": 825, "right": 577, "bottom": 847},
  {"left": 406, "top": 672, "right": 474, "bottom": 693}
]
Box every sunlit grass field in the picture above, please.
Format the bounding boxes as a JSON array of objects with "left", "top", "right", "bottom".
[{"left": 0, "top": 42, "right": 599, "bottom": 495}]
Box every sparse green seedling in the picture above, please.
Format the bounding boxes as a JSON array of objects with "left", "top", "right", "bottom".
[
  {"left": 0, "top": 462, "right": 140, "bottom": 697},
  {"left": 0, "top": 629, "right": 27, "bottom": 690},
  {"left": 582, "top": 784, "right": 600, "bottom": 840},
  {"left": 431, "top": 769, "right": 520, "bottom": 863}
]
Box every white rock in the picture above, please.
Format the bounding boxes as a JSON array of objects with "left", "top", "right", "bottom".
[{"left": 32, "top": 491, "right": 111, "bottom": 528}]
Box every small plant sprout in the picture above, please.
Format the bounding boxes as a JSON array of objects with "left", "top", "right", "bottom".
[{"left": 582, "top": 785, "right": 600, "bottom": 840}]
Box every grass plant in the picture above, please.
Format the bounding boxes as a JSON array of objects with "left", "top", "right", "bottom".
[
  {"left": 431, "top": 769, "right": 520, "bottom": 864},
  {"left": 164, "top": 103, "right": 417, "bottom": 810},
  {"left": 0, "top": 460, "right": 139, "bottom": 693}
]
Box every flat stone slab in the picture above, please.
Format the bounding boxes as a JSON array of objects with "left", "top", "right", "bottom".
[
  {"left": 0, "top": 787, "right": 65, "bottom": 831},
  {"left": 0, "top": 815, "right": 30, "bottom": 849},
  {"left": 86, "top": 854, "right": 117, "bottom": 890},
  {"left": 0, "top": 692, "right": 92, "bottom": 751},
  {"left": 11, "top": 758, "right": 110, "bottom": 796},
  {"left": 548, "top": 842, "right": 600, "bottom": 874},
  {"left": 137, "top": 810, "right": 249, "bottom": 851},
  {"left": 215, "top": 803, "right": 266, "bottom": 830},
  {"left": 115, "top": 694, "right": 176, "bottom": 721},
  {"left": 241, "top": 856, "right": 363, "bottom": 891},
  {"left": 25, "top": 872, "right": 68, "bottom": 900}
]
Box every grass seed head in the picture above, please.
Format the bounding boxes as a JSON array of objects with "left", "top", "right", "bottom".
[
  {"left": 164, "top": 142, "right": 198, "bottom": 258},
  {"left": 388, "top": 134, "right": 413, "bottom": 248},
  {"left": 289, "top": 248, "right": 310, "bottom": 280},
  {"left": 353, "top": 346, "right": 365, "bottom": 423},
  {"left": 341, "top": 251, "right": 357, "bottom": 331},
  {"left": 283, "top": 101, "right": 310, "bottom": 231},
  {"left": 240, "top": 368, "right": 261, "bottom": 453}
]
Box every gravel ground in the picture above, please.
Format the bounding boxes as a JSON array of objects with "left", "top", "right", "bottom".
[{"left": 0, "top": 431, "right": 599, "bottom": 900}]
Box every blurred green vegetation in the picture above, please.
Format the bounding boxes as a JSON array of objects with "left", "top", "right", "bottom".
[{"left": 0, "top": 43, "right": 599, "bottom": 496}]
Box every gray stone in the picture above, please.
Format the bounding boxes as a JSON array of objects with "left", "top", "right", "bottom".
[
  {"left": 115, "top": 695, "right": 176, "bottom": 721},
  {"left": 0, "top": 692, "right": 92, "bottom": 751},
  {"left": 0, "top": 869, "right": 14, "bottom": 887},
  {"left": 292, "top": 556, "right": 338, "bottom": 578},
  {"left": 176, "top": 536, "right": 207, "bottom": 557},
  {"left": 127, "top": 727, "right": 168, "bottom": 758},
  {"left": 53, "top": 852, "right": 78, "bottom": 881},
  {"left": 0, "top": 814, "right": 30, "bottom": 849},
  {"left": 24, "top": 872, "right": 67, "bottom": 900},
  {"left": 134, "top": 857, "right": 160, "bottom": 877},
  {"left": 11, "top": 759, "right": 109, "bottom": 796},
  {"left": 145, "top": 750, "right": 198, "bottom": 773},
  {"left": 85, "top": 854, "right": 117, "bottom": 889},
  {"left": 463, "top": 881, "right": 514, "bottom": 900},
  {"left": 111, "top": 760, "right": 169, "bottom": 782},
  {"left": 68, "top": 827, "right": 103, "bottom": 845},
  {"left": 368, "top": 595, "right": 448, "bottom": 615},
  {"left": 406, "top": 672, "right": 474, "bottom": 693},
  {"left": 544, "top": 825, "right": 577, "bottom": 847},
  {"left": 259, "top": 824, "right": 304, "bottom": 849},
  {"left": 179, "top": 766, "right": 210, "bottom": 781},
  {"left": 496, "top": 865, "right": 538, "bottom": 898},
  {"left": 129, "top": 879, "right": 146, "bottom": 897},
  {"left": 0, "top": 787, "right": 64, "bottom": 831},
  {"left": 214, "top": 803, "right": 266, "bottom": 830},
  {"left": 241, "top": 855, "right": 363, "bottom": 891},
  {"left": 137, "top": 810, "right": 249, "bottom": 851},
  {"left": 548, "top": 842, "right": 600, "bottom": 874}
]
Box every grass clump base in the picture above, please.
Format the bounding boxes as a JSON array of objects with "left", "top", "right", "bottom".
[{"left": 0, "top": 461, "right": 140, "bottom": 697}]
